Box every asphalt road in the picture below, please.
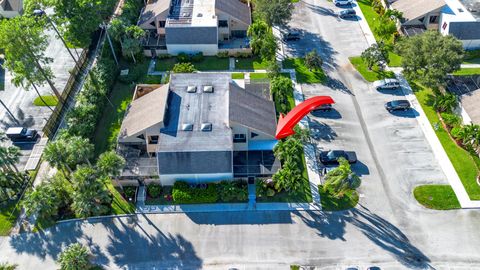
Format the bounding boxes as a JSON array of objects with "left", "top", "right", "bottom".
[{"left": 1, "top": 1, "right": 480, "bottom": 269}]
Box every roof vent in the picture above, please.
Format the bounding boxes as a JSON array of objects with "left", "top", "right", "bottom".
[
  {"left": 458, "top": 8, "right": 464, "bottom": 12},
  {"left": 203, "top": 85, "right": 214, "bottom": 93},
  {"left": 181, "top": 123, "right": 193, "bottom": 131},
  {"left": 187, "top": 85, "right": 197, "bottom": 93},
  {"left": 201, "top": 123, "right": 212, "bottom": 132},
  {"left": 197, "top": 13, "right": 203, "bottom": 17}
]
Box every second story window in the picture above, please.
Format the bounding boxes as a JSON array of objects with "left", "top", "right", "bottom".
[
  {"left": 159, "top": 21, "right": 166, "bottom": 28},
  {"left": 233, "top": 134, "right": 246, "bottom": 143},
  {"left": 219, "top": 20, "right": 228, "bottom": 28}
]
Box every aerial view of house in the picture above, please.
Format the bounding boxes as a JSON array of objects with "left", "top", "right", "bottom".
[
  {"left": 118, "top": 73, "right": 279, "bottom": 185},
  {"left": 138, "top": 0, "right": 252, "bottom": 56}
]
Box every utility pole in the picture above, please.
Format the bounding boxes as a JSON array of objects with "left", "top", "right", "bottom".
[
  {"left": 102, "top": 23, "right": 119, "bottom": 66},
  {"left": 0, "top": 99, "right": 19, "bottom": 125}
]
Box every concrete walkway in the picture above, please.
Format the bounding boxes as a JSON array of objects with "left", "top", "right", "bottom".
[
  {"left": 461, "top": 63, "right": 480, "bottom": 69},
  {"left": 354, "top": 0, "right": 480, "bottom": 208}
]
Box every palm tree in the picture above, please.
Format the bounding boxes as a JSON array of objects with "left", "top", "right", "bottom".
[
  {"left": 43, "top": 139, "right": 72, "bottom": 176},
  {"left": 66, "top": 136, "right": 94, "bottom": 167},
  {"left": 57, "top": 243, "right": 91, "bottom": 270},
  {"left": 323, "top": 157, "right": 361, "bottom": 198},
  {"left": 71, "top": 166, "right": 111, "bottom": 218},
  {"left": 22, "top": 181, "right": 61, "bottom": 221},
  {"left": 96, "top": 151, "right": 126, "bottom": 188},
  {"left": 434, "top": 93, "right": 457, "bottom": 113}
]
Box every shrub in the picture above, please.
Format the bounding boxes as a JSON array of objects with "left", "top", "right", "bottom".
[
  {"left": 191, "top": 52, "right": 204, "bottom": 62},
  {"left": 57, "top": 243, "right": 90, "bottom": 270},
  {"left": 441, "top": 112, "right": 461, "bottom": 128},
  {"left": 217, "top": 181, "right": 248, "bottom": 202},
  {"left": 123, "top": 186, "right": 136, "bottom": 199},
  {"left": 450, "top": 126, "right": 462, "bottom": 139},
  {"left": 172, "top": 181, "right": 218, "bottom": 204},
  {"left": 176, "top": 52, "right": 190, "bottom": 63},
  {"left": 172, "top": 62, "right": 196, "bottom": 73},
  {"left": 234, "top": 52, "right": 252, "bottom": 58},
  {"left": 147, "top": 183, "right": 162, "bottom": 198},
  {"left": 217, "top": 51, "right": 229, "bottom": 58}
]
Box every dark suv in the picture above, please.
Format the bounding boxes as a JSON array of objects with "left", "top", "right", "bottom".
[
  {"left": 385, "top": 100, "right": 411, "bottom": 112},
  {"left": 339, "top": 9, "right": 356, "bottom": 19},
  {"left": 282, "top": 31, "right": 301, "bottom": 41},
  {"left": 5, "top": 127, "right": 38, "bottom": 142},
  {"left": 319, "top": 150, "right": 357, "bottom": 165}
]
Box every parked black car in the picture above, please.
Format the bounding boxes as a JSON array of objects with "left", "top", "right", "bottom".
[
  {"left": 283, "top": 31, "right": 301, "bottom": 41},
  {"left": 385, "top": 100, "right": 411, "bottom": 112},
  {"left": 5, "top": 127, "right": 38, "bottom": 142},
  {"left": 339, "top": 9, "right": 356, "bottom": 19},
  {"left": 319, "top": 150, "right": 357, "bottom": 165}
]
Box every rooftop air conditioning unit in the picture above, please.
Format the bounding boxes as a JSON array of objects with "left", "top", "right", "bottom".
[{"left": 203, "top": 85, "right": 214, "bottom": 93}]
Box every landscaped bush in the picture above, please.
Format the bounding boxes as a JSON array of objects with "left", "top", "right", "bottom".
[
  {"left": 176, "top": 52, "right": 190, "bottom": 63},
  {"left": 217, "top": 51, "right": 229, "bottom": 58},
  {"left": 441, "top": 112, "right": 461, "bottom": 128},
  {"left": 147, "top": 184, "right": 162, "bottom": 198},
  {"left": 123, "top": 186, "right": 137, "bottom": 201},
  {"left": 191, "top": 52, "right": 204, "bottom": 62},
  {"left": 172, "top": 62, "right": 196, "bottom": 73},
  {"left": 172, "top": 181, "right": 218, "bottom": 204},
  {"left": 217, "top": 181, "right": 248, "bottom": 202},
  {"left": 234, "top": 52, "right": 252, "bottom": 58}
]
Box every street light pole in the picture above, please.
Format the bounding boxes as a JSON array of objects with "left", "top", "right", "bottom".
[
  {"left": 102, "top": 23, "right": 119, "bottom": 66},
  {"left": 33, "top": 9, "right": 79, "bottom": 66}
]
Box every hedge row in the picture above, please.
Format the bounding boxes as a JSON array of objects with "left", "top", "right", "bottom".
[{"left": 172, "top": 181, "right": 248, "bottom": 204}]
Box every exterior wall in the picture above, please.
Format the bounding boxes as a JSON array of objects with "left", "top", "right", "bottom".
[
  {"left": 218, "top": 48, "right": 252, "bottom": 56},
  {"left": 231, "top": 123, "right": 276, "bottom": 151},
  {"left": 402, "top": 9, "right": 443, "bottom": 29},
  {"left": 158, "top": 172, "right": 234, "bottom": 186},
  {"left": 167, "top": 44, "right": 219, "bottom": 55},
  {"left": 461, "top": 39, "right": 480, "bottom": 50},
  {"left": 139, "top": 10, "right": 169, "bottom": 34},
  {"left": 0, "top": 10, "right": 20, "bottom": 18},
  {"left": 118, "top": 123, "right": 163, "bottom": 145}
]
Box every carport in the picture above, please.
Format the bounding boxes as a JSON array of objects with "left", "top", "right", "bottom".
[{"left": 233, "top": 151, "right": 281, "bottom": 178}]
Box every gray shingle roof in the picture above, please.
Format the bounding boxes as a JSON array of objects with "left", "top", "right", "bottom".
[
  {"left": 448, "top": 21, "right": 480, "bottom": 40},
  {"left": 215, "top": 0, "right": 251, "bottom": 26},
  {"left": 157, "top": 151, "right": 232, "bottom": 174},
  {"left": 138, "top": 0, "right": 171, "bottom": 26},
  {"left": 165, "top": 26, "right": 218, "bottom": 44},
  {"left": 229, "top": 83, "right": 277, "bottom": 137}
]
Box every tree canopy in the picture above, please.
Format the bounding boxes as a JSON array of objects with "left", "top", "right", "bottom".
[
  {"left": 395, "top": 30, "right": 464, "bottom": 88},
  {"left": 254, "top": 0, "right": 294, "bottom": 26},
  {"left": 247, "top": 20, "right": 278, "bottom": 60}
]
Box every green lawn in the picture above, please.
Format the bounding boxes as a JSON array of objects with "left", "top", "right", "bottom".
[
  {"left": 319, "top": 186, "right": 359, "bottom": 211},
  {"left": 33, "top": 95, "right": 58, "bottom": 106},
  {"left": 231, "top": 73, "right": 245, "bottom": 79},
  {"left": 155, "top": 57, "right": 229, "bottom": 71},
  {"left": 108, "top": 182, "right": 136, "bottom": 215},
  {"left": 249, "top": 72, "right": 269, "bottom": 81},
  {"left": 453, "top": 68, "right": 480, "bottom": 76},
  {"left": 413, "top": 185, "right": 461, "bottom": 210},
  {"left": 349, "top": 56, "right": 395, "bottom": 82},
  {"left": 463, "top": 49, "right": 480, "bottom": 64},
  {"left": 93, "top": 82, "right": 134, "bottom": 157},
  {"left": 356, "top": 0, "right": 402, "bottom": 65},
  {"left": 283, "top": 58, "right": 326, "bottom": 84},
  {"left": 413, "top": 83, "right": 480, "bottom": 200},
  {"left": 0, "top": 201, "right": 21, "bottom": 236},
  {"left": 235, "top": 56, "right": 269, "bottom": 70}
]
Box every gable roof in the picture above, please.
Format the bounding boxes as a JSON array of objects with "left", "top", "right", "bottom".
[
  {"left": 229, "top": 83, "right": 276, "bottom": 137},
  {"left": 448, "top": 21, "right": 480, "bottom": 40},
  {"left": 391, "top": 0, "right": 446, "bottom": 22},
  {"left": 215, "top": 0, "right": 251, "bottom": 26},
  {"left": 0, "top": 0, "right": 21, "bottom": 12},
  {"left": 119, "top": 84, "right": 169, "bottom": 139},
  {"left": 138, "top": 0, "right": 171, "bottom": 26}
]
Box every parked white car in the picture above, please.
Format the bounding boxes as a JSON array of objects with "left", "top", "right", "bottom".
[
  {"left": 373, "top": 78, "right": 401, "bottom": 90},
  {"left": 334, "top": 0, "right": 353, "bottom": 6}
]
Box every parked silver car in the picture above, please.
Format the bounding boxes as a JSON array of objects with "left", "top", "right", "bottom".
[
  {"left": 333, "top": 0, "right": 353, "bottom": 6},
  {"left": 373, "top": 78, "right": 400, "bottom": 90}
]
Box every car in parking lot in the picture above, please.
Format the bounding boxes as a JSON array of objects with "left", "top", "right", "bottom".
[
  {"left": 385, "top": 100, "right": 411, "bottom": 112},
  {"left": 319, "top": 150, "right": 357, "bottom": 165},
  {"left": 373, "top": 78, "right": 400, "bottom": 90},
  {"left": 338, "top": 9, "right": 356, "bottom": 18},
  {"left": 5, "top": 127, "right": 38, "bottom": 142},
  {"left": 282, "top": 31, "right": 301, "bottom": 41},
  {"left": 312, "top": 103, "right": 333, "bottom": 112},
  {"left": 334, "top": 0, "right": 353, "bottom": 6}
]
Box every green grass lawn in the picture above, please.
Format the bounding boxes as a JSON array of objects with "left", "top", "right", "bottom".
[
  {"left": 453, "top": 68, "right": 480, "bottom": 76},
  {"left": 249, "top": 72, "right": 269, "bottom": 81},
  {"left": 33, "top": 95, "right": 58, "bottom": 106},
  {"left": 413, "top": 83, "right": 480, "bottom": 200},
  {"left": 108, "top": 182, "right": 136, "bottom": 215},
  {"left": 0, "top": 201, "right": 21, "bottom": 236},
  {"left": 155, "top": 57, "right": 229, "bottom": 71},
  {"left": 388, "top": 51, "right": 403, "bottom": 67},
  {"left": 349, "top": 56, "right": 395, "bottom": 82},
  {"left": 231, "top": 73, "right": 245, "bottom": 79},
  {"left": 413, "top": 185, "right": 461, "bottom": 210},
  {"left": 235, "top": 56, "right": 269, "bottom": 70},
  {"left": 93, "top": 82, "right": 134, "bottom": 157},
  {"left": 319, "top": 186, "right": 359, "bottom": 211},
  {"left": 283, "top": 58, "right": 326, "bottom": 84}
]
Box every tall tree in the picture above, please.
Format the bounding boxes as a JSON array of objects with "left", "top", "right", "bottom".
[
  {"left": 71, "top": 166, "right": 111, "bottom": 218},
  {"left": 0, "top": 16, "right": 62, "bottom": 102},
  {"left": 247, "top": 20, "right": 278, "bottom": 60},
  {"left": 43, "top": 139, "right": 72, "bottom": 175},
  {"left": 254, "top": 0, "right": 294, "bottom": 26},
  {"left": 361, "top": 42, "right": 389, "bottom": 70},
  {"left": 57, "top": 243, "right": 91, "bottom": 270},
  {"left": 66, "top": 136, "right": 94, "bottom": 167},
  {"left": 96, "top": 151, "right": 125, "bottom": 178},
  {"left": 323, "top": 157, "right": 361, "bottom": 198},
  {"left": 374, "top": 16, "right": 397, "bottom": 41},
  {"left": 270, "top": 76, "right": 293, "bottom": 113},
  {"left": 22, "top": 178, "right": 64, "bottom": 223},
  {"left": 395, "top": 30, "right": 464, "bottom": 89},
  {"left": 304, "top": 49, "right": 323, "bottom": 71}
]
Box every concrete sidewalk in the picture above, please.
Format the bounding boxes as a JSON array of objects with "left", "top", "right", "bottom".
[
  {"left": 354, "top": 0, "right": 480, "bottom": 208},
  {"left": 461, "top": 63, "right": 480, "bottom": 69}
]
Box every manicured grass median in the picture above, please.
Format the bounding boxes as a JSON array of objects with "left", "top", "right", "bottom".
[
  {"left": 413, "top": 83, "right": 480, "bottom": 200},
  {"left": 235, "top": 56, "right": 269, "bottom": 70},
  {"left": 155, "top": 56, "right": 229, "bottom": 71},
  {"left": 33, "top": 95, "right": 58, "bottom": 106},
  {"left": 283, "top": 58, "right": 326, "bottom": 84},
  {"left": 319, "top": 186, "right": 359, "bottom": 211},
  {"left": 349, "top": 56, "right": 395, "bottom": 82},
  {"left": 0, "top": 202, "right": 21, "bottom": 235},
  {"left": 231, "top": 73, "right": 245, "bottom": 79},
  {"left": 453, "top": 68, "right": 480, "bottom": 76},
  {"left": 413, "top": 185, "right": 461, "bottom": 210}
]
